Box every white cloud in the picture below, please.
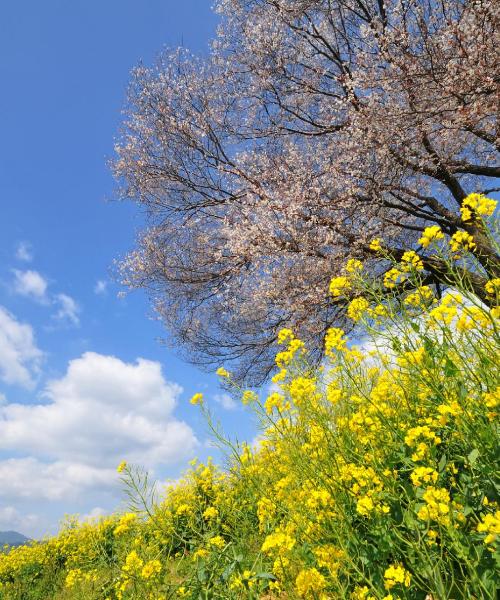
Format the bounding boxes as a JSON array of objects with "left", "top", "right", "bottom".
[
  {"left": 213, "top": 392, "right": 237, "bottom": 410},
  {"left": 0, "top": 458, "right": 116, "bottom": 502},
  {"left": 10, "top": 270, "right": 82, "bottom": 327},
  {"left": 0, "top": 306, "right": 43, "bottom": 389},
  {"left": 0, "top": 352, "right": 197, "bottom": 470},
  {"left": 15, "top": 241, "right": 33, "bottom": 262},
  {"left": 94, "top": 280, "right": 108, "bottom": 295},
  {"left": 80, "top": 507, "right": 108, "bottom": 522},
  {"left": 12, "top": 269, "right": 48, "bottom": 303},
  {"left": 0, "top": 505, "right": 40, "bottom": 537},
  {"left": 53, "top": 293, "right": 80, "bottom": 326}
]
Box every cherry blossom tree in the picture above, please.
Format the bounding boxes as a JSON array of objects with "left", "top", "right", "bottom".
[{"left": 114, "top": 0, "right": 499, "bottom": 384}]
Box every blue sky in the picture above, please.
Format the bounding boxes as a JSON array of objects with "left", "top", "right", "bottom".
[{"left": 0, "top": 1, "right": 258, "bottom": 538}]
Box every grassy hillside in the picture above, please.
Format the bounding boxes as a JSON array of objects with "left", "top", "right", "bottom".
[
  {"left": 0, "top": 533, "right": 29, "bottom": 550},
  {"left": 0, "top": 236, "right": 499, "bottom": 599}
]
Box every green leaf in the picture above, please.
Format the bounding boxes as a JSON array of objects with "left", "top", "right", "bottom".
[
  {"left": 410, "top": 321, "right": 420, "bottom": 334},
  {"left": 438, "top": 453, "right": 447, "bottom": 472},
  {"left": 256, "top": 572, "right": 277, "bottom": 580},
  {"left": 467, "top": 448, "right": 480, "bottom": 465}
]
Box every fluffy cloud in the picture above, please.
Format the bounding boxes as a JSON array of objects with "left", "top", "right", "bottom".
[
  {"left": 12, "top": 269, "right": 48, "bottom": 302},
  {"left": 0, "top": 505, "right": 41, "bottom": 537},
  {"left": 0, "top": 306, "right": 43, "bottom": 388},
  {"left": 94, "top": 280, "right": 107, "bottom": 295},
  {"left": 52, "top": 293, "right": 80, "bottom": 326},
  {"left": 10, "top": 270, "right": 81, "bottom": 327},
  {"left": 0, "top": 352, "right": 197, "bottom": 469},
  {"left": 15, "top": 241, "right": 33, "bottom": 262},
  {"left": 0, "top": 458, "right": 116, "bottom": 502},
  {"left": 214, "top": 392, "right": 237, "bottom": 410}
]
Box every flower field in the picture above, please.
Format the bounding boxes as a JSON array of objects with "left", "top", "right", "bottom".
[{"left": 1, "top": 212, "right": 499, "bottom": 599}]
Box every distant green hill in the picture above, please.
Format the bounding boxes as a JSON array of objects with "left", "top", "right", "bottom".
[{"left": 0, "top": 531, "right": 30, "bottom": 548}]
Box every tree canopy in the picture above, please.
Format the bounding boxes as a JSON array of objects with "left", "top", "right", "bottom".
[{"left": 114, "top": 0, "right": 499, "bottom": 384}]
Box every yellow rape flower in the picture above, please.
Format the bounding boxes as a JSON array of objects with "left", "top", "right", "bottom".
[
  {"left": 190, "top": 392, "right": 203, "bottom": 405},
  {"left": 216, "top": 367, "right": 230, "bottom": 378},
  {"left": 326, "top": 382, "right": 342, "bottom": 404},
  {"left": 449, "top": 231, "right": 476, "bottom": 253},
  {"left": 192, "top": 548, "right": 209, "bottom": 561},
  {"left": 485, "top": 278, "right": 500, "bottom": 297},
  {"left": 242, "top": 390, "right": 257, "bottom": 405},
  {"left": 419, "top": 225, "right": 444, "bottom": 248},
  {"left": 230, "top": 569, "right": 255, "bottom": 590},
  {"left": 325, "top": 327, "right": 347, "bottom": 355},
  {"left": 369, "top": 237, "right": 383, "bottom": 252},
  {"left": 265, "top": 392, "right": 286, "bottom": 414},
  {"left": 417, "top": 487, "right": 451, "bottom": 526},
  {"left": 330, "top": 275, "right": 351, "bottom": 298},
  {"left": 277, "top": 328, "right": 295, "bottom": 344},
  {"left": 351, "top": 586, "right": 376, "bottom": 599},
  {"left": 208, "top": 535, "right": 226, "bottom": 550},
  {"left": 477, "top": 510, "right": 500, "bottom": 547},
  {"left": 141, "top": 560, "right": 161, "bottom": 579},
  {"left": 383, "top": 268, "right": 406, "bottom": 289},
  {"left": 345, "top": 258, "right": 363, "bottom": 273},
  {"left": 404, "top": 285, "right": 435, "bottom": 308},
  {"left": 295, "top": 568, "right": 326, "bottom": 598},
  {"left": 405, "top": 425, "right": 441, "bottom": 461},
  {"left": 122, "top": 550, "right": 143, "bottom": 573},
  {"left": 356, "top": 495, "right": 375, "bottom": 516},
  {"left": 410, "top": 466, "right": 438, "bottom": 487},
  {"left": 289, "top": 376, "right": 317, "bottom": 406},
  {"left": 460, "top": 193, "right": 497, "bottom": 222},
  {"left": 400, "top": 250, "right": 424, "bottom": 271},
  {"left": 203, "top": 506, "right": 218, "bottom": 520},
  {"left": 65, "top": 568, "right": 83, "bottom": 588},
  {"left": 428, "top": 294, "right": 462, "bottom": 326},
  {"left": 116, "top": 460, "right": 127, "bottom": 473},
  {"left": 314, "top": 545, "right": 344, "bottom": 574},
  {"left": 384, "top": 564, "right": 411, "bottom": 589},
  {"left": 347, "top": 297, "right": 369, "bottom": 321},
  {"left": 114, "top": 513, "right": 137, "bottom": 536},
  {"left": 261, "top": 531, "right": 296, "bottom": 555}
]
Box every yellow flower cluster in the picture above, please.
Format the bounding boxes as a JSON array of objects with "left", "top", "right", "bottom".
[
  {"left": 477, "top": 510, "right": 500, "bottom": 547},
  {"left": 324, "top": 327, "right": 347, "bottom": 355},
  {"left": 485, "top": 278, "right": 500, "bottom": 297},
  {"left": 404, "top": 285, "right": 435, "bottom": 308},
  {"left": 347, "top": 297, "right": 370, "bottom": 321},
  {"left": 449, "top": 230, "right": 476, "bottom": 253},
  {"left": 417, "top": 487, "right": 452, "bottom": 525},
  {"left": 383, "top": 564, "right": 411, "bottom": 589},
  {"left": 190, "top": 392, "right": 203, "bottom": 405},
  {"left": 369, "top": 237, "right": 383, "bottom": 252},
  {"left": 460, "top": 193, "right": 497, "bottom": 222},
  {"left": 400, "top": 250, "right": 424, "bottom": 271},
  {"left": 345, "top": 258, "right": 364, "bottom": 273},
  {"left": 330, "top": 275, "right": 351, "bottom": 297},
  {"left": 383, "top": 267, "right": 406, "bottom": 289},
  {"left": 114, "top": 512, "right": 137, "bottom": 536},
  {"left": 216, "top": 366, "right": 230, "bottom": 378},
  {"left": 418, "top": 225, "right": 444, "bottom": 248},
  {"left": 410, "top": 466, "right": 438, "bottom": 487},
  {"left": 141, "top": 559, "right": 161, "bottom": 579},
  {"left": 428, "top": 293, "right": 462, "bottom": 325},
  {"left": 405, "top": 425, "right": 441, "bottom": 461},
  {"left": 295, "top": 567, "right": 327, "bottom": 598},
  {"left": 289, "top": 376, "right": 317, "bottom": 406}
]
